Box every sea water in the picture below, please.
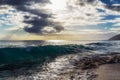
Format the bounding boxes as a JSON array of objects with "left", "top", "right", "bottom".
[{"left": 0, "top": 40, "right": 119, "bottom": 80}]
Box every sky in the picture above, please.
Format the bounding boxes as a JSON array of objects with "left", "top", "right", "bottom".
[{"left": 0, "top": 0, "right": 120, "bottom": 40}]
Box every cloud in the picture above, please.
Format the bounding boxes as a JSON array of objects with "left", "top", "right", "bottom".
[
  {"left": 0, "top": 0, "right": 120, "bottom": 35},
  {"left": 24, "top": 17, "right": 64, "bottom": 34},
  {"left": 105, "top": 3, "right": 120, "bottom": 12},
  {"left": 5, "top": 27, "right": 21, "bottom": 31},
  {"left": 110, "top": 27, "right": 120, "bottom": 31},
  {"left": 113, "top": 23, "right": 120, "bottom": 26},
  {"left": 0, "top": 0, "right": 64, "bottom": 34},
  {"left": 60, "top": 29, "right": 119, "bottom": 34},
  {"left": 51, "top": 0, "right": 104, "bottom": 27}
]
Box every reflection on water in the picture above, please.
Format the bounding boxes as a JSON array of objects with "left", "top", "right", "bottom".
[
  {"left": 0, "top": 40, "right": 119, "bottom": 80},
  {"left": 0, "top": 40, "right": 119, "bottom": 47}
]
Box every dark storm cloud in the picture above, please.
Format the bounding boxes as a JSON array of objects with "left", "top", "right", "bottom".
[
  {"left": 76, "top": 0, "right": 97, "bottom": 6},
  {"left": 84, "top": 0, "right": 96, "bottom": 4},
  {"left": 0, "top": 0, "right": 49, "bottom": 6},
  {"left": 0, "top": 0, "right": 64, "bottom": 34},
  {"left": 24, "top": 17, "right": 49, "bottom": 34},
  {"left": 24, "top": 17, "right": 64, "bottom": 34},
  {"left": 0, "top": 0, "right": 50, "bottom": 16}
]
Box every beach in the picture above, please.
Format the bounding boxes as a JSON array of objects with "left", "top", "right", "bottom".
[{"left": 95, "top": 64, "right": 120, "bottom": 80}]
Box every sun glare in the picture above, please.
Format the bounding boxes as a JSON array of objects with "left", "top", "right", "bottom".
[
  {"left": 50, "top": 0, "right": 68, "bottom": 10},
  {"left": 47, "top": 40, "right": 65, "bottom": 43}
]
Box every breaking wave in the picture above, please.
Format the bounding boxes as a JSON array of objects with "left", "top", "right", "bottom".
[{"left": 0, "top": 41, "right": 119, "bottom": 80}]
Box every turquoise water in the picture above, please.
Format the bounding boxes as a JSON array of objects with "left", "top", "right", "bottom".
[
  {"left": 0, "top": 40, "right": 119, "bottom": 80},
  {"left": 0, "top": 40, "right": 119, "bottom": 70}
]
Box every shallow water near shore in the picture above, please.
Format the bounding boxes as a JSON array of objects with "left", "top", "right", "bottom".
[{"left": 0, "top": 40, "right": 119, "bottom": 80}]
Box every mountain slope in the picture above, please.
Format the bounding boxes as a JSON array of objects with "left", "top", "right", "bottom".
[{"left": 109, "top": 34, "right": 120, "bottom": 40}]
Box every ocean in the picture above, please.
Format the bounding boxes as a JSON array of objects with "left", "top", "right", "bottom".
[{"left": 0, "top": 40, "right": 119, "bottom": 80}]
